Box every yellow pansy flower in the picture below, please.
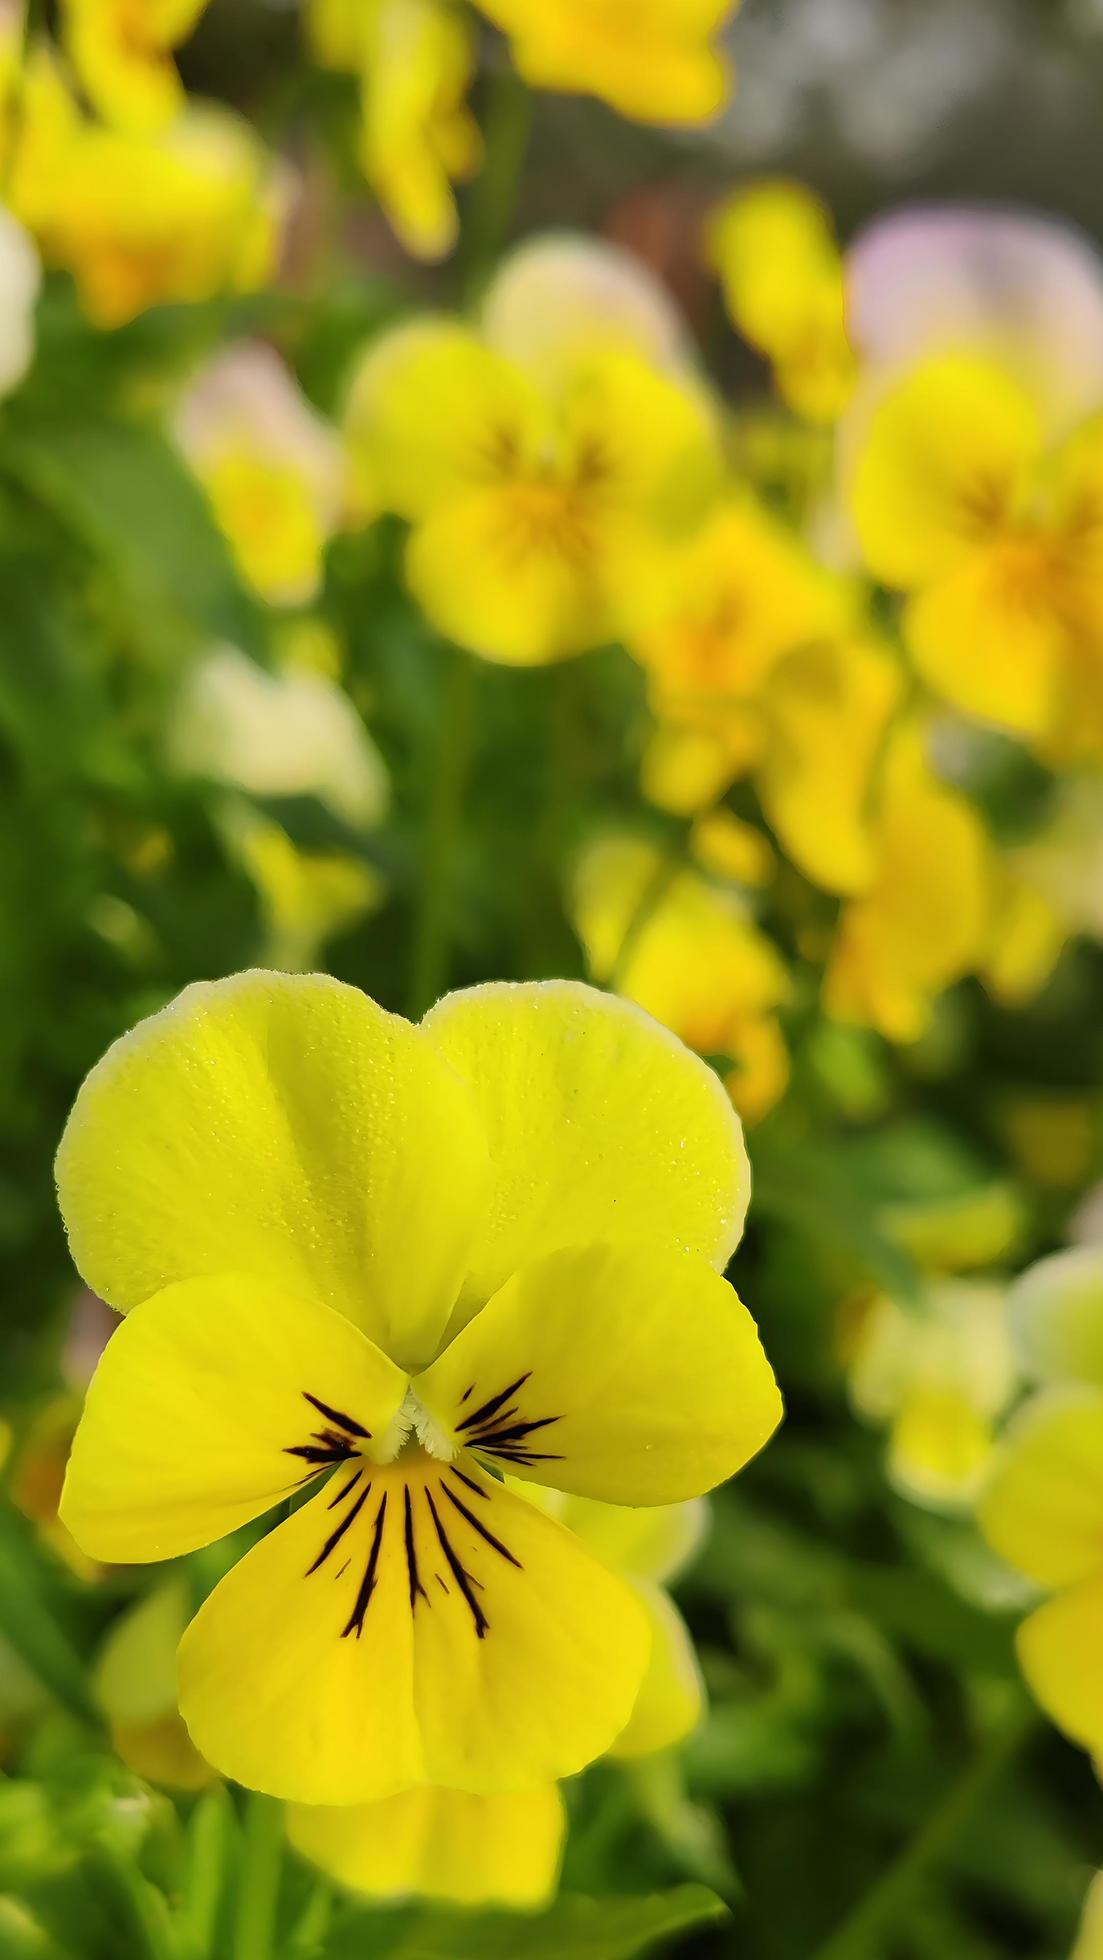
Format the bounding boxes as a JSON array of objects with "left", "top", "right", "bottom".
[
  {"left": 345, "top": 316, "right": 720, "bottom": 664},
  {"left": 824, "top": 719, "right": 992, "bottom": 1043},
  {"left": 289, "top": 1490, "right": 707, "bottom": 1907},
  {"left": 634, "top": 498, "right": 846, "bottom": 745},
  {"left": 57, "top": 972, "right": 780, "bottom": 1803},
  {"left": 707, "top": 182, "right": 856, "bottom": 423},
  {"left": 33, "top": 105, "right": 284, "bottom": 329},
  {"left": 849, "top": 352, "right": 1103, "bottom": 755},
  {"left": 846, "top": 1281, "right": 1018, "bottom": 1509},
  {"left": 980, "top": 1249, "right": 1103, "bottom": 1758},
  {"left": 475, "top": 0, "right": 739, "bottom": 128},
  {"left": 571, "top": 834, "right": 789, "bottom": 1123},
  {"left": 175, "top": 345, "right": 343, "bottom": 608},
  {"left": 60, "top": 0, "right": 208, "bottom": 135},
  {"left": 309, "top": 0, "right": 480, "bottom": 262},
  {"left": 220, "top": 807, "right": 385, "bottom": 972}
]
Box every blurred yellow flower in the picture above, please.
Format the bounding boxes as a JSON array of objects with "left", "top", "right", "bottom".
[
  {"left": 27, "top": 104, "right": 284, "bottom": 328},
  {"left": 175, "top": 344, "right": 343, "bottom": 607},
  {"left": 847, "top": 1280, "right": 1018, "bottom": 1508},
  {"left": 309, "top": 0, "right": 480, "bottom": 262},
  {"left": 980, "top": 1250, "right": 1103, "bottom": 1760},
  {"left": 224, "top": 808, "right": 385, "bottom": 972},
  {"left": 476, "top": 0, "right": 739, "bottom": 128},
  {"left": 346, "top": 316, "right": 720, "bottom": 664},
  {"left": 571, "top": 834, "right": 790, "bottom": 1122},
  {"left": 0, "top": 204, "right": 39, "bottom": 397},
  {"left": 57, "top": 973, "right": 777, "bottom": 1801},
  {"left": 825, "top": 720, "right": 992, "bottom": 1042},
  {"left": 1072, "top": 1875, "right": 1103, "bottom": 1960},
  {"left": 60, "top": 0, "right": 208, "bottom": 135},
  {"left": 707, "top": 182, "right": 856, "bottom": 423},
  {"left": 850, "top": 353, "right": 1103, "bottom": 756},
  {"left": 95, "top": 1579, "right": 215, "bottom": 1790}
]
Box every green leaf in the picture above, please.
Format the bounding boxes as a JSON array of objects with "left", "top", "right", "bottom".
[
  {"left": 324, "top": 1884, "right": 729, "bottom": 1960},
  {"left": 3, "top": 411, "right": 266, "bottom": 659},
  {"left": 0, "top": 1504, "right": 99, "bottom": 1727}
]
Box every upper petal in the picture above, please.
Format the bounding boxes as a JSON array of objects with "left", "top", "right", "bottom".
[
  {"left": 60, "top": 1274, "right": 408, "bottom": 1562},
  {"left": 415, "top": 1241, "right": 782, "bottom": 1505},
  {"left": 286, "top": 1783, "right": 566, "bottom": 1907},
  {"left": 421, "top": 980, "right": 750, "bottom": 1328},
  {"left": 55, "top": 971, "right": 488, "bottom": 1365},
  {"left": 178, "top": 1452, "right": 649, "bottom": 1802}
]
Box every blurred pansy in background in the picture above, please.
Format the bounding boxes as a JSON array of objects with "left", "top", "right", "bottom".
[{"left": 0, "top": 2, "right": 1102, "bottom": 1954}]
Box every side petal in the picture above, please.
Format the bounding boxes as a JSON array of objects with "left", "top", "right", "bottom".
[
  {"left": 1016, "top": 1573, "right": 1103, "bottom": 1757},
  {"left": 978, "top": 1387, "right": 1103, "bottom": 1589},
  {"left": 55, "top": 971, "right": 487, "bottom": 1366},
  {"left": 1008, "top": 1247, "right": 1103, "bottom": 1388},
  {"left": 178, "top": 1452, "right": 650, "bottom": 1803},
  {"left": 422, "top": 980, "right": 750, "bottom": 1327},
  {"left": 848, "top": 353, "right": 1040, "bottom": 589},
  {"left": 415, "top": 1242, "right": 782, "bottom": 1505},
  {"left": 553, "top": 1492, "right": 709, "bottom": 1586},
  {"left": 60, "top": 1275, "right": 408, "bottom": 1562},
  {"left": 905, "top": 549, "right": 1062, "bottom": 741},
  {"left": 610, "top": 1584, "right": 704, "bottom": 1759},
  {"left": 286, "top": 1783, "right": 566, "bottom": 1907}
]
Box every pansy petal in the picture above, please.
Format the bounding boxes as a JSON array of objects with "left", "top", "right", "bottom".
[
  {"left": 422, "top": 980, "right": 750, "bottom": 1328},
  {"left": 905, "top": 549, "right": 1062, "bottom": 740},
  {"left": 556, "top": 1493, "right": 709, "bottom": 1587},
  {"left": 287, "top": 1783, "right": 566, "bottom": 1907},
  {"left": 178, "top": 1451, "right": 649, "bottom": 1803},
  {"left": 610, "top": 1583, "right": 704, "bottom": 1758},
  {"left": 848, "top": 354, "right": 1040, "bottom": 589},
  {"left": 55, "top": 971, "right": 487, "bottom": 1366},
  {"left": 1016, "top": 1572, "right": 1103, "bottom": 1757},
  {"left": 1009, "top": 1247, "right": 1103, "bottom": 1388},
  {"left": 60, "top": 1276, "right": 408, "bottom": 1562},
  {"left": 978, "top": 1387, "right": 1103, "bottom": 1590},
  {"left": 415, "top": 1242, "right": 781, "bottom": 1505}
]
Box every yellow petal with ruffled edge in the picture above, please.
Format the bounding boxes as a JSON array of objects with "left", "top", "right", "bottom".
[
  {"left": 415, "top": 1242, "right": 781, "bottom": 1504},
  {"left": 1009, "top": 1247, "right": 1103, "bottom": 1388},
  {"left": 610, "top": 1583, "right": 703, "bottom": 1757},
  {"left": 849, "top": 354, "right": 1040, "bottom": 589},
  {"left": 178, "top": 1450, "right": 649, "bottom": 1802},
  {"left": 1017, "top": 1571, "right": 1103, "bottom": 1756},
  {"left": 55, "top": 971, "right": 487, "bottom": 1367},
  {"left": 422, "top": 980, "right": 750, "bottom": 1332},
  {"left": 287, "top": 1783, "right": 566, "bottom": 1906},
  {"left": 978, "top": 1388, "right": 1103, "bottom": 1589},
  {"left": 60, "top": 1275, "right": 408, "bottom": 1562}
]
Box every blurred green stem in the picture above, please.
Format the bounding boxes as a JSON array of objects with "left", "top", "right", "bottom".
[
  {"left": 463, "top": 66, "right": 532, "bottom": 299},
  {"left": 408, "top": 651, "right": 478, "bottom": 1016},
  {"left": 811, "top": 1692, "right": 1036, "bottom": 1960},
  {"left": 232, "top": 1794, "right": 283, "bottom": 1960}
]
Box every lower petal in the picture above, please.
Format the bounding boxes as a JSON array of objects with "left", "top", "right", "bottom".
[
  {"left": 178, "top": 1450, "right": 649, "bottom": 1803},
  {"left": 286, "top": 1783, "right": 566, "bottom": 1907}
]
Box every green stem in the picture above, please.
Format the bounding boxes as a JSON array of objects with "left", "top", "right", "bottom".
[
  {"left": 462, "top": 66, "right": 532, "bottom": 301},
  {"left": 232, "top": 1794, "right": 283, "bottom": 1960},
  {"left": 407, "top": 651, "right": 478, "bottom": 1017},
  {"left": 811, "top": 1694, "right": 1036, "bottom": 1960}
]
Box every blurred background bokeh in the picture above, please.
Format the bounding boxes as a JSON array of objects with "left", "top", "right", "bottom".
[{"left": 4, "top": 2, "right": 1103, "bottom": 1956}]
